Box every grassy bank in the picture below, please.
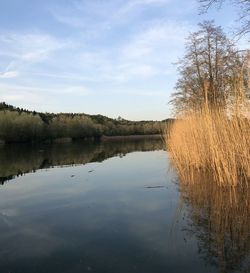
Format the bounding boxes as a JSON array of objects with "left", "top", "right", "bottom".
[{"left": 167, "top": 108, "right": 250, "bottom": 187}]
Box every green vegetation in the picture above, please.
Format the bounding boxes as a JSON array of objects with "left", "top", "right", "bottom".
[{"left": 0, "top": 102, "right": 172, "bottom": 143}]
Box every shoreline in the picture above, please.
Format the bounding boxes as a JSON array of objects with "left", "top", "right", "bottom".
[
  {"left": 101, "top": 134, "right": 162, "bottom": 141},
  {"left": 0, "top": 134, "right": 162, "bottom": 145}
]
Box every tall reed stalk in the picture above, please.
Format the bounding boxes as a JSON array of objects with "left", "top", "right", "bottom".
[{"left": 166, "top": 107, "right": 250, "bottom": 186}]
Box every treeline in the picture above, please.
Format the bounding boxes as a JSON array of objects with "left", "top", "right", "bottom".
[{"left": 0, "top": 102, "right": 172, "bottom": 143}]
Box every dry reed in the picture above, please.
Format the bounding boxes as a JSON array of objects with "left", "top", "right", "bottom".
[{"left": 166, "top": 107, "right": 250, "bottom": 187}]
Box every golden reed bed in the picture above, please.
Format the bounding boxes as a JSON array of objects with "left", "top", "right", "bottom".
[{"left": 166, "top": 108, "right": 250, "bottom": 187}]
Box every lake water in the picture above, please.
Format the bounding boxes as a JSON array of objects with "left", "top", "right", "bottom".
[{"left": 0, "top": 139, "right": 249, "bottom": 273}]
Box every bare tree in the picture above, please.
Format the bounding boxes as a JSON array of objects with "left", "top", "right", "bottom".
[
  {"left": 171, "top": 21, "right": 242, "bottom": 113},
  {"left": 199, "top": 0, "right": 250, "bottom": 38}
]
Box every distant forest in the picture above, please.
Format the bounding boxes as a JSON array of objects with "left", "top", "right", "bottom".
[{"left": 0, "top": 102, "right": 173, "bottom": 143}]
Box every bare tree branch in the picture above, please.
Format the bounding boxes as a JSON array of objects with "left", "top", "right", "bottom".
[
  {"left": 170, "top": 21, "right": 246, "bottom": 113},
  {"left": 198, "top": 0, "right": 250, "bottom": 38}
]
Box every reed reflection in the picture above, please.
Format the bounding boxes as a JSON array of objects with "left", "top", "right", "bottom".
[{"left": 179, "top": 172, "right": 250, "bottom": 273}]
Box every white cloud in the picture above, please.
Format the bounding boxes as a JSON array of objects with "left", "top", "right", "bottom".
[
  {"left": 0, "top": 33, "right": 68, "bottom": 79},
  {"left": 46, "top": 1, "right": 193, "bottom": 84},
  {"left": 0, "top": 85, "right": 43, "bottom": 107},
  {"left": 114, "top": 20, "right": 194, "bottom": 81},
  {"left": 118, "top": 0, "right": 170, "bottom": 14},
  {"left": 110, "top": 88, "right": 167, "bottom": 97},
  {"left": 49, "top": 11, "right": 86, "bottom": 29},
  {"left": 0, "top": 20, "right": 192, "bottom": 90},
  {"left": 0, "top": 33, "right": 63, "bottom": 62},
  {"left": 116, "top": 63, "right": 158, "bottom": 79},
  {"left": 66, "top": 20, "right": 192, "bottom": 82},
  {"left": 127, "top": 64, "right": 157, "bottom": 77},
  {"left": 59, "top": 86, "right": 90, "bottom": 96},
  {"left": 50, "top": 0, "right": 171, "bottom": 30},
  {"left": 134, "top": 0, "right": 169, "bottom": 4},
  {"left": 0, "top": 1, "right": 196, "bottom": 118},
  {"left": 0, "top": 83, "right": 90, "bottom": 109},
  {"left": 0, "top": 70, "right": 19, "bottom": 78},
  {"left": 122, "top": 20, "right": 192, "bottom": 61},
  {"left": 16, "top": 20, "right": 191, "bottom": 84},
  {"left": 0, "top": 83, "right": 90, "bottom": 96},
  {"left": 28, "top": 71, "right": 96, "bottom": 82}
]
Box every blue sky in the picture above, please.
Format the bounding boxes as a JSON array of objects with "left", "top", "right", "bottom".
[{"left": 0, "top": 0, "right": 247, "bottom": 120}]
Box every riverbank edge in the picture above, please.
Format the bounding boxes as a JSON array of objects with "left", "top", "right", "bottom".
[
  {"left": 0, "top": 134, "right": 162, "bottom": 145},
  {"left": 101, "top": 134, "right": 162, "bottom": 141}
]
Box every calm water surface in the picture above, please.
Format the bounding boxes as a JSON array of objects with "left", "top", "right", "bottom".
[{"left": 0, "top": 140, "right": 249, "bottom": 273}]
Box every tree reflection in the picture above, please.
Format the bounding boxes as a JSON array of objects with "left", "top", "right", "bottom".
[
  {"left": 0, "top": 139, "right": 164, "bottom": 184},
  {"left": 179, "top": 173, "right": 250, "bottom": 273}
]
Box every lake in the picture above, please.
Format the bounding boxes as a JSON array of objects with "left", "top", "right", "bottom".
[{"left": 0, "top": 139, "right": 249, "bottom": 273}]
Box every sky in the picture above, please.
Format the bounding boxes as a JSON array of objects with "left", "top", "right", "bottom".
[{"left": 0, "top": 0, "right": 247, "bottom": 120}]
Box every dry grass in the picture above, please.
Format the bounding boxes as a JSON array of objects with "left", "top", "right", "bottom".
[{"left": 166, "top": 107, "right": 250, "bottom": 187}]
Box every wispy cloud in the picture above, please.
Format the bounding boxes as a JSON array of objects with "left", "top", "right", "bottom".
[
  {"left": 59, "top": 86, "right": 90, "bottom": 96},
  {"left": 0, "top": 33, "right": 64, "bottom": 61},
  {"left": 0, "top": 70, "right": 19, "bottom": 78},
  {"left": 0, "top": 0, "right": 202, "bottom": 119},
  {"left": 109, "top": 88, "right": 168, "bottom": 97},
  {"left": 0, "top": 82, "right": 90, "bottom": 111},
  {"left": 0, "top": 84, "right": 44, "bottom": 107},
  {"left": 46, "top": 0, "right": 194, "bottom": 86},
  {"left": 122, "top": 20, "right": 192, "bottom": 60},
  {"left": 0, "top": 33, "right": 68, "bottom": 78},
  {"left": 0, "top": 83, "right": 90, "bottom": 96},
  {"left": 118, "top": 0, "right": 170, "bottom": 15},
  {"left": 115, "top": 20, "right": 194, "bottom": 81},
  {"left": 50, "top": 0, "right": 171, "bottom": 30},
  {"left": 5, "top": 20, "right": 191, "bottom": 86}
]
